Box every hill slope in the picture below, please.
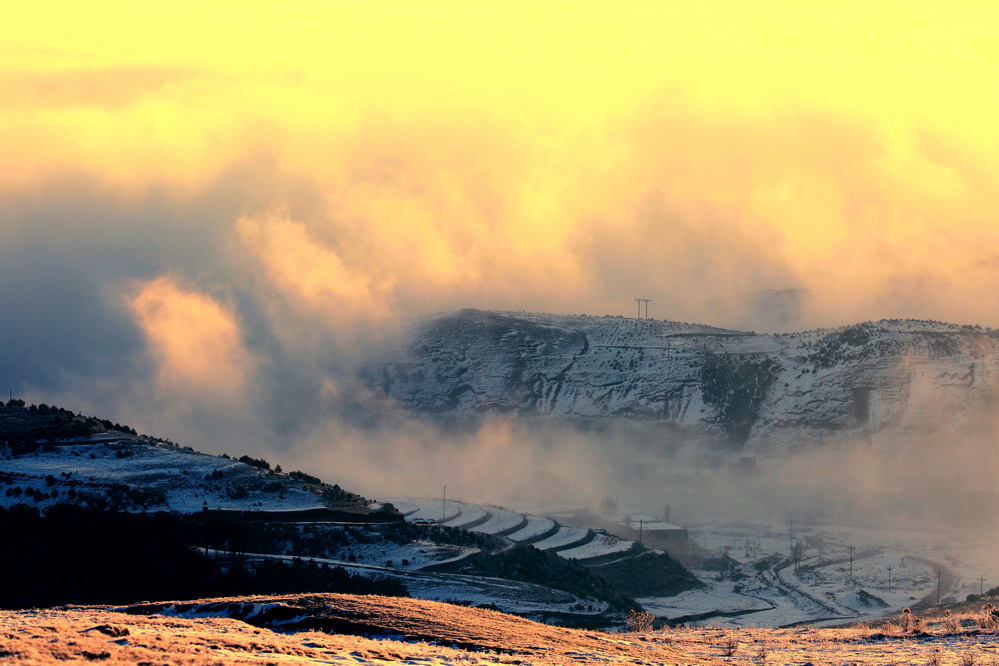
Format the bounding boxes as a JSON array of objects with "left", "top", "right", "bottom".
[{"left": 2, "top": 593, "right": 996, "bottom": 665}]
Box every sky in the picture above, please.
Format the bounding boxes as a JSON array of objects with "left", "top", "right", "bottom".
[{"left": 3, "top": 2, "right": 999, "bottom": 491}]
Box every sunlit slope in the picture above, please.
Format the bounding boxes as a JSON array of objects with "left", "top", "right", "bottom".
[
  {"left": 363, "top": 310, "right": 999, "bottom": 454},
  {"left": 3, "top": 592, "right": 997, "bottom": 665}
]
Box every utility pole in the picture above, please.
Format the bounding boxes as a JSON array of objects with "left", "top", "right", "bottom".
[
  {"left": 937, "top": 568, "right": 942, "bottom": 604},
  {"left": 639, "top": 519, "right": 643, "bottom": 545},
  {"left": 788, "top": 519, "right": 794, "bottom": 557},
  {"left": 980, "top": 576, "right": 986, "bottom": 597},
  {"left": 442, "top": 485, "right": 446, "bottom": 522},
  {"left": 634, "top": 298, "right": 651, "bottom": 319},
  {"left": 848, "top": 545, "right": 855, "bottom": 577},
  {"left": 887, "top": 565, "right": 893, "bottom": 593}
]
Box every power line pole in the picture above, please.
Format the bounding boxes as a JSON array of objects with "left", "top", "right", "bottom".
[
  {"left": 937, "top": 568, "right": 942, "bottom": 604},
  {"left": 980, "top": 576, "right": 986, "bottom": 597},
  {"left": 887, "top": 565, "right": 893, "bottom": 593},
  {"left": 634, "top": 298, "right": 651, "bottom": 319},
  {"left": 848, "top": 545, "right": 855, "bottom": 577},
  {"left": 442, "top": 485, "right": 446, "bottom": 522},
  {"left": 639, "top": 519, "right": 643, "bottom": 545}
]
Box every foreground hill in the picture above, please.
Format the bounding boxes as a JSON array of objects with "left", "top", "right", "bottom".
[
  {"left": 1, "top": 592, "right": 996, "bottom": 665},
  {"left": 363, "top": 309, "right": 999, "bottom": 454}
]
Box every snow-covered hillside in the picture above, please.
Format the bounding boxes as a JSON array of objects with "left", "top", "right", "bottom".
[
  {"left": 0, "top": 406, "right": 385, "bottom": 517},
  {"left": 363, "top": 310, "right": 999, "bottom": 454},
  {"left": 0, "top": 437, "right": 328, "bottom": 513}
]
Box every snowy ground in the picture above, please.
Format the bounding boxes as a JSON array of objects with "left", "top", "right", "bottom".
[
  {"left": 382, "top": 497, "right": 999, "bottom": 629},
  {"left": 560, "top": 534, "right": 635, "bottom": 560},
  {"left": 507, "top": 515, "right": 556, "bottom": 542},
  {"left": 679, "top": 518, "right": 998, "bottom": 627},
  {"left": 0, "top": 439, "right": 327, "bottom": 513}
]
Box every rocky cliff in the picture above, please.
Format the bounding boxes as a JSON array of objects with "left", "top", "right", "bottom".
[{"left": 361, "top": 309, "right": 999, "bottom": 455}]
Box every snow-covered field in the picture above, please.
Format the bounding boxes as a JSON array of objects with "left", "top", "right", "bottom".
[
  {"left": 528, "top": 525, "right": 591, "bottom": 551},
  {"left": 506, "top": 515, "right": 556, "bottom": 542},
  {"left": 386, "top": 497, "right": 638, "bottom": 561},
  {"left": 465, "top": 506, "right": 524, "bottom": 535},
  {"left": 560, "top": 533, "right": 634, "bottom": 560},
  {"left": 440, "top": 501, "right": 488, "bottom": 528},
  {"left": 678, "top": 518, "right": 998, "bottom": 628}
]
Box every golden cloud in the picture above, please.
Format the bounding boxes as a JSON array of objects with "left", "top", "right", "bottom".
[
  {"left": 128, "top": 276, "right": 255, "bottom": 398},
  {"left": 236, "top": 213, "right": 395, "bottom": 319}
]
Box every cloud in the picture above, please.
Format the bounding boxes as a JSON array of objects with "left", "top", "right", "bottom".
[
  {"left": 128, "top": 276, "right": 255, "bottom": 401},
  {"left": 0, "top": 66, "right": 206, "bottom": 111},
  {"left": 236, "top": 213, "right": 394, "bottom": 319}
]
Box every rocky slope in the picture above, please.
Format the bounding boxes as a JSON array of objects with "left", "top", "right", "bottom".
[{"left": 362, "top": 309, "right": 999, "bottom": 454}]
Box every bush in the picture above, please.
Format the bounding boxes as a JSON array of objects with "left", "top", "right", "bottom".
[
  {"left": 980, "top": 604, "right": 999, "bottom": 630},
  {"left": 899, "top": 607, "right": 921, "bottom": 633},
  {"left": 626, "top": 609, "right": 654, "bottom": 632},
  {"left": 942, "top": 609, "right": 960, "bottom": 633},
  {"left": 238, "top": 455, "right": 270, "bottom": 470},
  {"left": 289, "top": 470, "right": 323, "bottom": 485}
]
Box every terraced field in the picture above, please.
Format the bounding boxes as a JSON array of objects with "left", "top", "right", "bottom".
[{"left": 382, "top": 497, "right": 641, "bottom": 564}]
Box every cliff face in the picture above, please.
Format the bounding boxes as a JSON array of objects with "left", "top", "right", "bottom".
[{"left": 361, "top": 309, "right": 999, "bottom": 455}]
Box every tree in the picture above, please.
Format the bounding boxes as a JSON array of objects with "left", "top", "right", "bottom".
[
  {"left": 791, "top": 540, "right": 805, "bottom": 572},
  {"left": 601, "top": 496, "right": 618, "bottom": 518}
]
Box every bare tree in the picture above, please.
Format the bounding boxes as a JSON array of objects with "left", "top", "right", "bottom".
[{"left": 791, "top": 540, "right": 805, "bottom": 572}]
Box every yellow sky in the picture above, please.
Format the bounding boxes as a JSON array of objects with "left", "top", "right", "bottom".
[
  {"left": 4, "top": 1, "right": 999, "bottom": 329},
  {"left": 6, "top": 1, "right": 997, "bottom": 169}
]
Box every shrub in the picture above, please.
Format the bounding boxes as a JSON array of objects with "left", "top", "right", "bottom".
[
  {"left": 900, "top": 607, "right": 921, "bottom": 633},
  {"left": 238, "top": 455, "right": 270, "bottom": 470},
  {"left": 626, "top": 609, "right": 654, "bottom": 633},
  {"left": 289, "top": 470, "right": 323, "bottom": 485},
  {"left": 980, "top": 604, "right": 999, "bottom": 630},
  {"left": 942, "top": 609, "right": 960, "bottom": 633}
]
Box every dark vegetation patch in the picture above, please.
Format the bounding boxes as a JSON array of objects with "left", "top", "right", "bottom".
[
  {"left": 0, "top": 505, "right": 406, "bottom": 609},
  {"left": 381, "top": 520, "right": 505, "bottom": 550},
  {"left": 699, "top": 354, "right": 782, "bottom": 446},
  {"left": 589, "top": 551, "right": 703, "bottom": 598},
  {"left": 424, "top": 544, "right": 639, "bottom": 611},
  {"left": 0, "top": 400, "right": 177, "bottom": 456}
]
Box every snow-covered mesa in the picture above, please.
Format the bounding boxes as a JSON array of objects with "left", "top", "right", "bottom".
[{"left": 365, "top": 310, "right": 999, "bottom": 454}]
